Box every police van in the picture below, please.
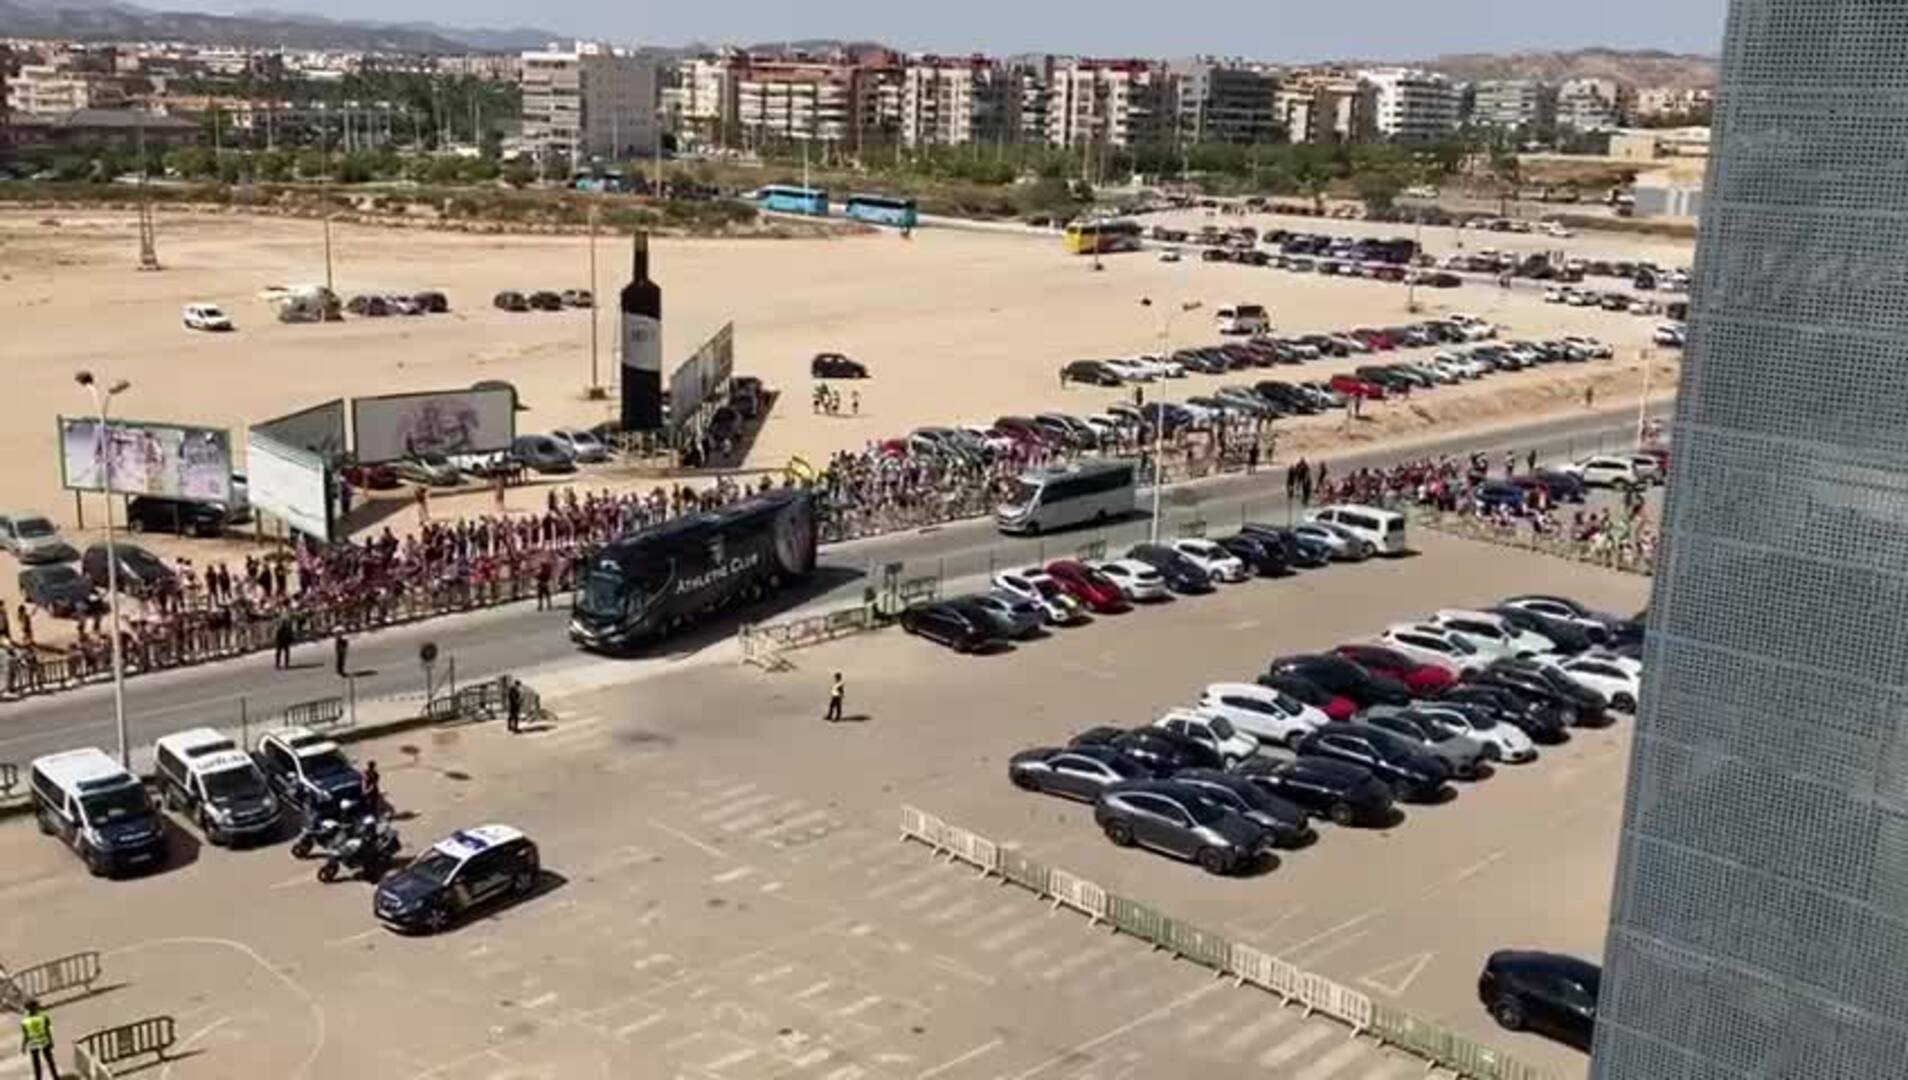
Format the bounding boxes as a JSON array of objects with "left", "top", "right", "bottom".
[
  {"left": 29, "top": 748, "right": 167, "bottom": 877},
  {"left": 154, "top": 728, "right": 282, "bottom": 846},
  {"left": 374, "top": 824, "right": 541, "bottom": 934}
]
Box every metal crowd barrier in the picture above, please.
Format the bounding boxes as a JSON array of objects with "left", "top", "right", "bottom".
[
  {"left": 0, "top": 762, "right": 17, "bottom": 798},
  {"left": 283, "top": 695, "right": 347, "bottom": 730},
  {"left": 75, "top": 1015, "right": 176, "bottom": 1075},
  {"left": 1418, "top": 511, "right": 1656, "bottom": 577},
  {"left": 897, "top": 806, "right": 1554, "bottom": 1080},
  {"left": 0, "top": 951, "right": 102, "bottom": 1013}
]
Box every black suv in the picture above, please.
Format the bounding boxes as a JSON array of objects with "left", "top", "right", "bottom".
[
  {"left": 811, "top": 352, "right": 869, "bottom": 379},
  {"left": 899, "top": 600, "right": 999, "bottom": 653},
  {"left": 1295, "top": 725, "right": 1450, "bottom": 802},
  {"left": 1069, "top": 727, "right": 1224, "bottom": 774},
  {"left": 1479, "top": 950, "right": 1599, "bottom": 1050},
  {"left": 1234, "top": 757, "right": 1395, "bottom": 827},
  {"left": 1125, "top": 544, "right": 1214, "bottom": 594},
  {"left": 1267, "top": 654, "right": 1410, "bottom": 708},
  {"left": 1061, "top": 360, "right": 1124, "bottom": 386},
  {"left": 375, "top": 825, "right": 542, "bottom": 934},
  {"left": 81, "top": 542, "right": 176, "bottom": 598},
  {"left": 126, "top": 495, "right": 240, "bottom": 538}
]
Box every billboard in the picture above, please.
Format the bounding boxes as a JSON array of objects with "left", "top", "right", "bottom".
[
  {"left": 246, "top": 430, "right": 330, "bottom": 542},
  {"left": 59, "top": 417, "right": 233, "bottom": 503},
  {"left": 669, "top": 322, "right": 735, "bottom": 434},
  {"left": 254, "top": 399, "right": 347, "bottom": 462},
  {"left": 350, "top": 388, "right": 516, "bottom": 465}
]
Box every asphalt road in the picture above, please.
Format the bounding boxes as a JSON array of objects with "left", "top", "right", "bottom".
[{"left": 0, "top": 401, "right": 1668, "bottom": 768}]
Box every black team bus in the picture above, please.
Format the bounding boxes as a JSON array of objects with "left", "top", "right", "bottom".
[{"left": 569, "top": 489, "right": 818, "bottom": 652}]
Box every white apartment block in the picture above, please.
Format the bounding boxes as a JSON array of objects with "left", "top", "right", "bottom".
[
  {"left": 667, "top": 55, "right": 740, "bottom": 147},
  {"left": 5, "top": 64, "right": 126, "bottom": 116},
  {"left": 1046, "top": 60, "right": 1170, "bottom": 149},
  {"left": 1633, "top": 85, "right": 1715, "bottom": 119},
  {"left": 1359, "top": 67, "right": 1458, "bottom": 143},
  {"left": 1468, "top": 79, "right": 1553, "bottom": 132},
  {"left": 735, "top": 62, "right": 857, "bottom": 146},
  {"left": 519, "top": 42, "right": 657, "bottom": 163},
  {"left": 899, "top": 57, "right": 1014, "bottom": 147},
  {"left": 1275, "top": 73, "right": 1374, "bottom": 143},
  {"left": 1556, "top": 77, "right": 1632, "bottom": 133}
]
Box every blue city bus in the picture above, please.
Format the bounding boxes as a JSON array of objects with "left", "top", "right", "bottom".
[
  {"left": 844, "top": 193, "right": 919, "bottom": 230},
  {"left": 756, "top": 185, "right": 830, "bottom": 216}
]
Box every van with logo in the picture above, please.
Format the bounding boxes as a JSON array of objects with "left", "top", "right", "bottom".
[
  {"left": 1216, "top": 303, "right": 1271, "bottom": 336},
  {"left": 30, "top": 748, "right": 167, "bottom": 877},
  {"left": 1306, "top": 505, "right": 1409, "bottom": 556},
  {"left": 154, "top": 728, "right": 282, "bottom": 846}
]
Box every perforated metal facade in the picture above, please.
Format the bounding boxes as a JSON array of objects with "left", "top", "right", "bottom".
[{"left": 1592, "top": 2, "right": 1908, "bottom": 1076}]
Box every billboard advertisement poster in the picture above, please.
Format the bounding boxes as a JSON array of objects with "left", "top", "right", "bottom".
[
  {"left": 245, "top": 430, "right": 330, "bottom": 542},
  {"left": 669, "top": 322, "right": 735, "bottom": 433},
  {"left": 59, "top": 417, "right": 234, "bottom": 503},
  {"left": 254, "top": 399, "right": 347, "bottom": 462},
  {"left": 350, "top": 388, "right": 516, "bottom": 465}
]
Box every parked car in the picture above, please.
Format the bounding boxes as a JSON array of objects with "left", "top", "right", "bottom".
[
  {"left": 1490, "top": 607, "right": 1594, "bottom": 655},
  {"left": 559, "top": 288, "right": 595, "bottom": 308},
  {"left": 1500, "top": 595, "right": 1625, "bottom": 643},
  {"left": 0, "top": 514, "right": 77, "bottom": 565},
  {"left": 182, "top": 303, "right": 234, "bottom": 331},
  {"left": 1561, "top": 455, "right": 1654, "bottom": 489},
  {"left": 341, "top": 461, "right": 400, "bottom": 490},
  {"left": 511, "top": 435, "right": 578, "bottom": 474},
  {"left": 1291, "top": 522, "right": 1372, "bottom": 562},
  {"left": 1487, "top": 658, "right": 1611, "bottom": 724},
  {"left": 1152, "top": 708, "right": 1260, "bottom": 767},
  {"left": 1233, "top": 756, "right": 1395, "bottom": 827},
  {"left": 1388, "top": 702, "right": 1538, "bottom": 764},
  {"left": 153, "top": 728, "right": 282, "bottom": 846},
  {"left": 1552, "top": 653, "right": 1642, "bottom": 713},
  {"left": 1479, "top": 951, "right": 1600, "bottom": 1050},
  {"left": 1334, "top": 643, "right": 1459, "bottom": 697},
  {"left": 1070, "top": 726, "right": 1226, "bottom": 774},
  {"left": 19, "top": 564, "right": 100, "bottom": 619},
  {"left": 991, "top": 568, "right": 1088, "bottom": 625},
  {"left": 899, "top": 600, "right": 1001, "bottom": 653},
  {"left": 1295, "top": 725, "right": 1451, "bottom": 803},
  {"left": 1439, "top": 684, "right": 1572, "bottom": 745},
  {"left": 1214, "top": 531, "right": 1289, "bottom": 577},
  {"left": 1358, "top": 710, "right": 1490, "bottom": 780},
  {"left": 1469, "top": 666, "right": 1600, "bottom": 731},
  {"left": 1125, "top": 544, "right": 1215, "bottom": 595},
  {"left": 1168, "top": 539, "right": 1249, "bottom": 583},
  {"left": 527, "top": 290, "right": 564, "bottom": 311},
  {"left": 1061, "top": 359, "right": 1125, "bottom": 386},
  {"left": 1093, "top": 780, "right": 1272, "bottom": 875},
  {"left": 412, "top": 290, "right": 450, "bottom": 313},
  {"left": 1008, "top": 744, "right": 1151, "bottom": 801},
  {"left": 1258, "top": 672, "right": 1357, "bottom": 722},
  {"left": 1377, "top": 624, "right": 1483, "bottom": 677},
  {"left": 347, "top": 293, "right": 393, "bottom": 317},
  {"left": 1328, "top": 373, "right": 1386, "bottom": 400},
  {"left": 951, "top": 593, "right": 1043, "bottom": 640},
  {"left": 811, "top": 352, "right": 869, "bottom": 379},
  {"left": 1166, "top": 770, "right": 1315, "bottom": 848},
  {"left": 550, "top": 427, "right": 611, "bottom": 464},
  {"left": 1242, "top": 523, "right": 1331, "bottom": 567},
  {"left": 252, "top": 727, "right": 366, "bottom": 816},
  {"left": 493, "top": 290, "right": 529, "bottom": 312},
  {"left": 1426, "top": 609, "right": 1547, "bottom": 660},
  {"left": 80, "top": 542, "right": 175, "bottom": 598},
  {"left": 1197, "top": 682, "right": 1327, "bottom": 747},
  {"left": 1267, "top": 654, "right": 1411, "bottom": 709},
  {"left": 393, "top": 455, "right": 463, "bottom": 488},
  {"left": 1043, "top": 560, "right": 1132, "bottom": 614}
]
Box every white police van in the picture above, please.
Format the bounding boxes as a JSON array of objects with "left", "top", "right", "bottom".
[
  {"left": 154, "top": 728, "right": 282, "bottom": 846},
  {"left": 29, "top": 748, "right": 167, "bottom": 877}
]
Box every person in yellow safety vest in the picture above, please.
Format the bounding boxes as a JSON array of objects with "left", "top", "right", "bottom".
[{"left": 19, "top": 998, "right": 56, "bottom": 1080}]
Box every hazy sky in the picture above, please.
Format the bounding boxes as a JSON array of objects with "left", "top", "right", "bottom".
[{"left": 200, "top": 0, "right": 1730, "bottom": 57}]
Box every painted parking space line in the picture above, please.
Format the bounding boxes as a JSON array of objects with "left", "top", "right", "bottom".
[
  {"left": 1255, "top": 1024, "right": 1334, "bottom": 1068},
  {"left": 1292, "top": 1038, "right": 1371, "bottom": 1080}
]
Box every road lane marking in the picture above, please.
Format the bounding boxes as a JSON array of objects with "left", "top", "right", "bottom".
[
  {"left": 613, "top": 1011, "right": 667, "bottom": 1038},
  {"left": 712, "top": 866, "right": 756, "bottom": 884},
  {"left": 1293, "top": 1038, "right": 1371, "bottom": 1080},
  {"left": 703, "top": 1047, "right": 759, "bottom": 1072},
  {"left": 1256, "top": 1024, "right": 1333, "bottom": 1068},
  {"left": 914, "top": 1037, "right": 1003, "bottom": 1080},
  {"left": 1002, "top": 981, "right": 1225, "bottom": 1080},
  {"left": 649, "top": 819, "right": 728, "bottom": 859},
  {"left": 1358, "top": 951, "right": 1436, "bottom": 997}
]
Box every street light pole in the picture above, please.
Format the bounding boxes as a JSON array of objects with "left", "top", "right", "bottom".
[
  {"left": 76, "top": 371, "right": 131, "bottom": 766},
  {"left": 1142, "top": 298, "right": 1202, "bottom": 542}
]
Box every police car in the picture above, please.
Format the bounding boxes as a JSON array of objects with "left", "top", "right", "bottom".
[
  {"left": 374, "top": 824, "right": 540, "bottom": 933},
  {"left": 252, "top": 726, "right": 365, "bottom": 816}
]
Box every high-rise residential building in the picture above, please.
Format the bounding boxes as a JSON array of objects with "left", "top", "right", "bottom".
[
  {"left": 519, "top": 42, "right": 658, "bottom": 163},
  {"left": 1556, "top": 77, "right": 1632, "bottom": 132},
  {"left": 899, "top": 56, "right": 1015, "bottom": 148},
  {"left": 734, "top": 58, "right": 859, "bottom": 149},
  {"left": 1592, "top": 2, "right": 1908, "bottom": 1077},
  {"left": 5, "top": 63, "right": 127, "bottom": 116},
  {"left": 1467, "top": 79, "right": 1555, "bottom": 133},
  {"left": 1358, "top": 67, "right": 1458, "bottom": 143},
  {"left": 1276, "top": 70, "right": 1375, "bottom": 143},
  {"left": 1169, "top": 59, "right": 1281, "bottom": 144},
  {"left": 1046, "top": 59, "right": 1171, "bottom": 149}
]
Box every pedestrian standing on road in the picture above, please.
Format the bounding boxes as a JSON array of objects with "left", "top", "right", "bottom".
[
  {"left": 19, "top": 998, "right": 54, "bottom": 1080},
  {"left": 333, "top": 634, "right": 349, "bottom": 678},
  {"left": 493, "top": 472, "right": 508, "bottom": 513},
  {"left": 851, "top": 390, "right": 860, "bottom": 417},
  {"left": 825, "top": 672, "right": 845, "bottom": 723},
  {"left": 362, "top": 761, "right": 382, "bottom": 815},
  {"left": 416, "top": 486, "right": 431, "bottom": 526},
  {"left": 534, "top": 559, "right": 554, "bottom": 611},
  {"left": 1584, "top": 385, "right": 1596, "bottom": 410},
  {"left": 0, "top": 602, "right": 11, "bottom": 642},
  {"left": 338, "top": 474, "right": 354, "bottom": 520},
  {"left": 273, "top": 615, "right": 294, "bottom": 670},
  {"left": 1247, "top": 441, "right": 1260, "bottom": 475},
  {"left": 16, "top": 604, "right": 31, "bottom": 651},
  {"left": 506, "top": 677, "right": 523, "bottom": 733},
  {"left": 1526, "top": 449, "right": 1538, "bottom": 476}
]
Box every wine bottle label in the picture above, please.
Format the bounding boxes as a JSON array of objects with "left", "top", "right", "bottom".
[
  {"left": 621, "top": 313, "right": 661, "bottom": 374},
  {"left": 621, "top": 313, "right": 663, "bottom": 431}
]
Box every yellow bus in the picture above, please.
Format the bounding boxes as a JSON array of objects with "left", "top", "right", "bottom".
[{"left": 1062, "top": 219, "right": 1144, "bottom": 255}]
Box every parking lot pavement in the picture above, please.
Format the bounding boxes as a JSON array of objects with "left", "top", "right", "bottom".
[{"left": 0, "top": 529, "right": 1643, "bottom": 1077}]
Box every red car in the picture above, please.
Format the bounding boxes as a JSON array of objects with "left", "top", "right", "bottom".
[
  {"left": 1329, "top": 374, "right": 1387, "bottom": 400},
  {"left": 1334, "top": 644, "right": 1457, "bottom": 698},
  {"left": 1044, "top": 560, "right": 1132, "bottom": 615},
  {"left": 342, "top": 462, "right": 399, "bottom": 490},
  {"left": 1262, "top": 674, "right": 1358, "bottom": 722}
]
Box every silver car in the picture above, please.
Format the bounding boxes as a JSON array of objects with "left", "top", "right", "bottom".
[
  {"left": 1292, "top": 521, "right": 1373, "bottom": 562},
  {"left": 0, "top": 514, "right": 78, "bottom": 565},
  {"left": 957, "top": 593, "right": 1043, "bottom": 639},
  {"left": 1360, "top": 709, "right": 1491, "bottom": 780},
  {"left": 551, "top": 427, "right": 611, "bottom": 464}
]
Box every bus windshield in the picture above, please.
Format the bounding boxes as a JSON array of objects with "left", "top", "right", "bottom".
[
  {"left": 1003, "top": 478, "right": 1041, "bottom": 511},
  {"left": 577, "top": 568, "right": 629, "bottom": 618}
]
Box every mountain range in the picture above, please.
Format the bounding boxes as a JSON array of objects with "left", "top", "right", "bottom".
[{"left": 1422, "top": 48, "right": 1718, "bottom": 88}]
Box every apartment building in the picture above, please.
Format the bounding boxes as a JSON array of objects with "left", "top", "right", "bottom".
[
  {"left": 1046, "top": 59, "right": 1171, "bottom": 149},
  {"left": 1467, "top": 78, "right": 1555, "bottom": 133},
  {"left": 1556, "top": 77, "right": 1632, "bottom": 132},
  {"left": 519, "top": 41, "right": 658, "bottom": 164},
  {"left": 734, "top": 59, "right": 859, "bottom": 148},
  {"left": 1359, "top": 67, "right": 1458, "bottom": 143},
  {"left": 6, "top": 63, "right": 127, "bottom": 117},
  {"left": 1275, "top": 70, "right": 1375, "bottom": 143},
  {"left": 1169, "top": 59, "right": 1281, "bottom": 144},
  {"left": 900, "top": 56, "right": 1017, "bottom": 147}
]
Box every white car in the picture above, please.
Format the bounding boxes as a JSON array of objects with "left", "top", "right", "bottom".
[
  {"left": 182, "top": 303, "right": 234, "bottom": 331},
  {"left": 1170, "top": 539, "right": 1248, "bottom": 582},
  {"left": 1427, "top": 610, "right": 1547, "bottom": 661},
  {"left": 1378, "top": 624, "right": 1484, "bottom": 676},
  {"left": 1407, "top": 703, "right": 1538, "bottom": 764},
  {"left": 1197, "top": 682, "right": 1327, "bottom": 748},
  {"left": 1093, "top": 559, "right": 1167, "bottom": 602},
  {"left": 1564, "top": 336, "right": 1613, "bottom": 359},
  {"left": 991, "top": 568, "right": 1088, "bottom": 625},
  {"left": 1653, "top": 324, "right": 1687, "bottom": 347},
  {"left": 1159, "top": 249, "right": 1183, "bottom": 263},
  {"left": 1554, "top": 653, "right": 1643, "bottom": 713},
  {"left": 1154, "top": 708, "right": 1260, "bottom": 767},
  {"left": 1566, "top": 290, "right": 1597, "bottom": 307},
  {"left": 961, "top": 426, "right": 1017, "bottom": 456},
  {"left": 1542, "top": 287, "right": 1567, "bottom": 304},
  {"left": 1499, "top": 596, "right": 1617, "bottom": 643},
  {"left": 1563, "top": 455, "right": 1654, "bottom": 489},
  {"left": 1540, "top": 221, "right": 1573, "bottom": 239},
  {"left": 1102, "top": 359, "right": 1158, "bottom": 383},
  {"left": 1133, "top": 356, "right": 1186, "bottom": 379},
  {"left": 550, "top": 427, "right": 610, "bottom": 463}
]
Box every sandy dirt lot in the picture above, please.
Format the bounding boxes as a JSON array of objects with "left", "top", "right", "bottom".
[{"left": 0, "top": 206, "right": 1678, "bottom": 639}]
